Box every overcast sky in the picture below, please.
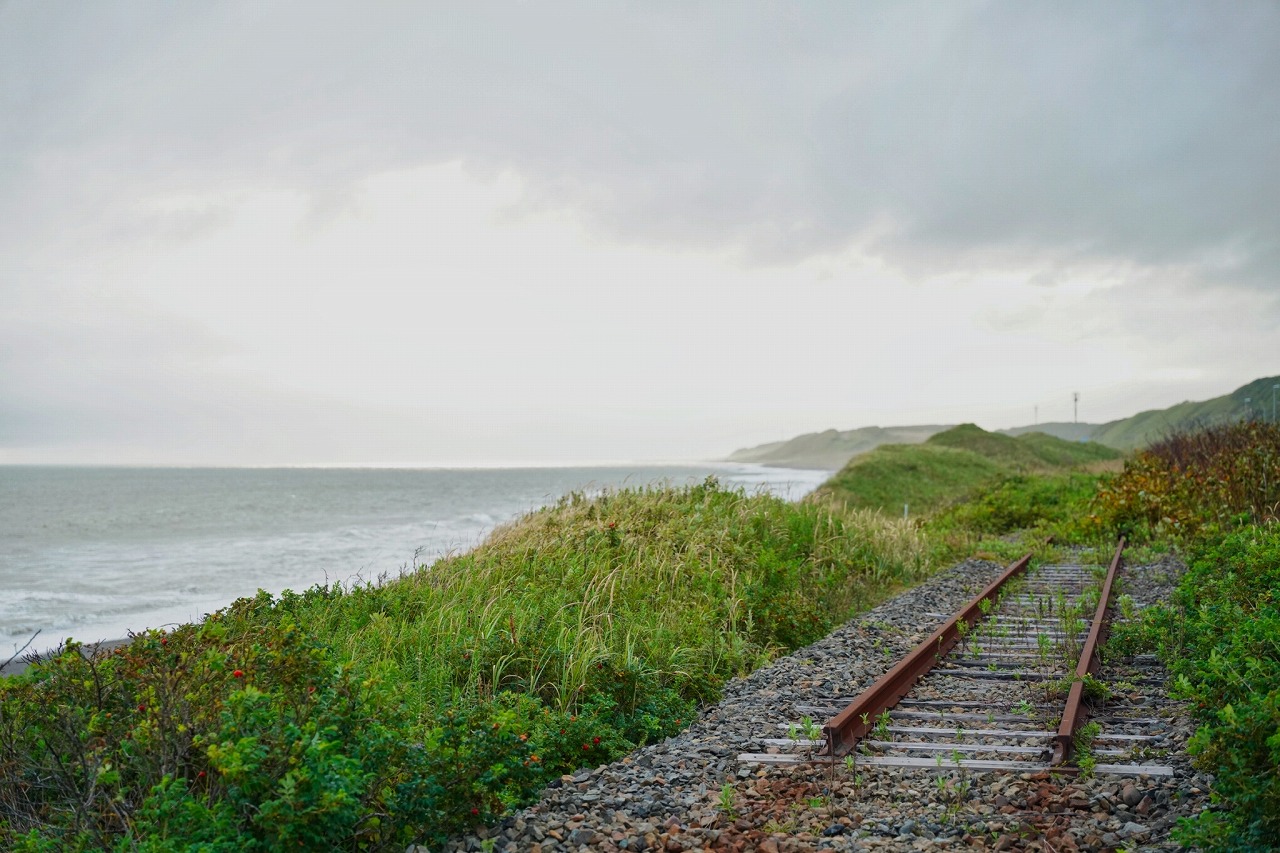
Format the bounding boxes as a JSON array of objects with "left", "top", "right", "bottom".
[{"left": 2, "top": 1, "right": 1277, "bottom": 466}]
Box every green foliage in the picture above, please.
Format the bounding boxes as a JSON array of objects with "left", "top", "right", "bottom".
[
  {"left": 1090, "top": 375, "right": 1280, "bottom": 450},
  {"left": 1, "top": 478, "right": 932, "bottom": 846},
  {"left": 1092, "top": 421, "right": 1280, "bottom": 542},
  {"left": 1132, "top": 527, "right": 1280, "bottom": 849},
  {"left": 815, "top": 444, "right": 1005, "bottom": 514},
  {"left": 924, "top": 423, "right": 1118, "bottom": 471},
  {"left": 0, "top": 614, "right": 450, "bottom": 850},
  {"left": 816, "top": 424, "right": 1118, "bottom": 520},
  {"left": 1088, "top": 422, "right": 1280, "bottom": 847},
  {"left": 933, "top": 472, "right": 1101, "bottom": 538}
]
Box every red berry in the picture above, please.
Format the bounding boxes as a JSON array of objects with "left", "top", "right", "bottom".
[
  {"left": 593, "top": 736, "right": 600, "bottom": 744},
  {"left": 137, "top": 704, "right": 146, "bottom": 712},
  {"left": 232, "top": 669, "right": 244, "bottom": 678},
  {"left": 471, "top": 807, "right": 479, "bottom": 815}
]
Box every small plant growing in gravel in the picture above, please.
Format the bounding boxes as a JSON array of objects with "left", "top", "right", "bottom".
[
  {"left": 1080, "top": 672, "right": 1111, "bottom": 702},
  {"left": 1073, "top": 720, "right": 1102, "bottom": 777},
  {"left": 800, "top": 716, "right": 821, "bottom": 741},
  {"left": 872, "top": 710, "right": 891, "bottom": 741},
  {"left": 1013, "top": 699, "right": 1036, "bottom": 718},
  {"left": 843, "top": 753, "right": 865, "bottom": 793},
  {"left": 718, "top": 782, "right": 737, "bottom": 818}
]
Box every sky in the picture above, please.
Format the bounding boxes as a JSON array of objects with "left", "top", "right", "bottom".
[{"left": 2, "top": 1, "right": 1278, "bottom": 466}]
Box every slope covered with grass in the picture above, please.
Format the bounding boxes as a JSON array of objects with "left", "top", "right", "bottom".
[
  {"left": 0, "top": 479, "right": 932, "bottom": 849},
  {"left": 812, "top": 443, "right": 1004, "bottom": 514},
  {"left": 814, "top": 424, "right": 1120, "bottom": 515}
]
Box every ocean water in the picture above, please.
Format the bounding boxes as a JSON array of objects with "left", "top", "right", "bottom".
[{"left": 0, "top": 464, "right": 829, "bottom": 658}]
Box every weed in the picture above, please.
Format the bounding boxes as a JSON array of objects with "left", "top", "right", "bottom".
[{"left": 718, "top": 783, "right": 737, "bottom": 818}]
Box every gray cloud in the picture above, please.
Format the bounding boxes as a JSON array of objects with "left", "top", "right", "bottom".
[
  {"left": 5, "top": 1, "right": 1276, "bottom": 279},
  {"left": 2, "top": 1, "right": 1278, "bottom": 462}
]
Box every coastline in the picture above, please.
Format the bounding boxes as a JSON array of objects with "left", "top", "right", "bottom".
[
  {"left": 1, "top": 637, "right": 129, "bottom": 678},
  {"left": 1, "top": 463, "right": 833, "bottom": 676}
]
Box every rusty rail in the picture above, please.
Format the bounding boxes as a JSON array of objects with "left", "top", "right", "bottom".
[
  {"left": 1052, "top": 537, "right": 1125, "bottom": 764},
  {"left": 820, "top": 552, "right": 1033, "bottom": 757}
]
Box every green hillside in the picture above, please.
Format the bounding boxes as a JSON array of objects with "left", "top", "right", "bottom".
[
  {"left": 1014, "top": 430, "right": 1123, "bottom": 467},
  {"left": 1091, "top": 375, "right": 1280, "bottom": 449},
  {"left": 726, "top": 424, "right": 950, "bottom": 470},
  {"left": 813, "top": 424, "right": 1120, "bottom": 513}
]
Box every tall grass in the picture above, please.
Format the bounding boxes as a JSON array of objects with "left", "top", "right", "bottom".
[
  {"left": 267, "top": 478, "right": 930, "bottom": 717},
  {"left": 1, "top": 477, "right": 935, "bottom": 847}
]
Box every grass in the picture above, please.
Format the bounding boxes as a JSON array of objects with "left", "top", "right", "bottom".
[
  {"left": 1102, "top": 421, "right": 1280, "bottom": 849},
  {"left": 812, "top": 423, "right": 1120, "bottom": 522},
  {"left": 812, "top": 443, "right": 1005, "bottom": 514},
  {"left": 7, "top": 417, "right": 1274, "bottom": 849},
  {"left": 0, "top": 477, "right": 934, "bottom": 848},
  {"left": 268, "top": 479, "right": 931, "bottom": 716}
]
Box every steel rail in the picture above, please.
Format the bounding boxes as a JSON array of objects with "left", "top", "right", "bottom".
[
  {"left": 1052, "top": 537, "right": 1125, "bottom": 765},
  {"left": 820, "top": 552, "right": 1033, "bottom": 757}
]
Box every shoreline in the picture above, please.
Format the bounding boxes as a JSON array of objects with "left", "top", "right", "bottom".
[
  {"left": 1, "top": 464, "right": 834, "bottom": 671},
  {"left": 1, "top": 637, "right": 130, "bottom": 678}
]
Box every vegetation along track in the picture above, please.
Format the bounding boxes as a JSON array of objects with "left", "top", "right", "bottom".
[
  {"left": 742, "top": 540, "right": 1166, "bottom": 776},
  {"left": 730, "top": 541, "right": 1202, "bottom": 851},
  {"left": 453, "top": 546, "right": 1208, "bottom": 852}
]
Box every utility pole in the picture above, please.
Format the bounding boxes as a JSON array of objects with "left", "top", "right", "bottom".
[{"left": 1073, "top": 392, "right": 1079, "bottom": 424}]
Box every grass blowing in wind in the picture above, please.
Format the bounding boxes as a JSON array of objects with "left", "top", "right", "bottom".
[{"left": 0, "top": 477, "right": 931, "bottom": 848}]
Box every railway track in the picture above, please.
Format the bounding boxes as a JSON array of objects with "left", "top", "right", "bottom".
[{"left": 739, "top": 540, "right": 1174, "bottom": 779}]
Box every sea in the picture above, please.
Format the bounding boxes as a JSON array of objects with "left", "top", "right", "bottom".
[{"left": 0, "top": 464, "right": 829, "bottom": 660}]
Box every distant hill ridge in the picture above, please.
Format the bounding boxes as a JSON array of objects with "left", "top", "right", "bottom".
[
  {"left": 811, "top": 423, "right": 1123, "bottom": 514},
  {"left": 726, "top": 374, "right": 1279, "bottom": 470}
]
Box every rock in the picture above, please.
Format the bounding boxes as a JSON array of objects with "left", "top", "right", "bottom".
[
  {"left": 1120, "top": 784, "right": 1143, "bottom": 807},
  {"left": 1118, "top": 821, "right": 1150, "bottom": 839},
  {"left": 569, "top": 828, "right": 599, "bottom": 846},
  {"left": 821, "top": 823, "right": 849, "bottom": 836}
]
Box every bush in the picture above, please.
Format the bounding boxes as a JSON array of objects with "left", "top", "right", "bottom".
[
  {"left": 1093, "top": 421, "right": 1280, "bottom": 542},
  {"left": 1132, "top": 528, "right": 1280, "bottom": 849},
  {"left": 1, "top": 478, "right": 932, "bottom": 846},
  {"left": 0, "top": 609, "right": 518, "bottom": 850}
]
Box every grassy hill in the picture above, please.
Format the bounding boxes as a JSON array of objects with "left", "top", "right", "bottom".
[
  {"left": 730, "top": 375, "right": 1280, "bottom": 467},
  {"left": 1090, "top": 375, "right": 1280, "bottom": 449},
  {"left": 997, "top": 421, "right": 1098, "bottom": 442},
  {"left": 812, "top": 424, "right": 1121, "bottom": 514},
  {"left": 726, "top": 424, "right": 952, "bottom": 469}
]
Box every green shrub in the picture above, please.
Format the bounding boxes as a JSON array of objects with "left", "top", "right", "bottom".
[
  {"left": 935, "top": 472, "right": 1101, "bottom": 537},
  {"left": 2, "top": 478, "right": 933, "bottom": 845},
  {"left": 0, "top": 610, "right": 505, "bottom": 850},
  {"left": 1093, "top": 421, "right": 1280, "bottom": 542},
  {"left": 1137, "top": 527, "right": 1280, "bottom": 849}
]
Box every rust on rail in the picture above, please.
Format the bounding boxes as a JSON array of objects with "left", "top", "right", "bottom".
[
  {"left": 1053, "top": 537, "right": 1125, "bottom": 765},
  {"left": 820, "top": 552, "right": 1033, "bottom": 757}
]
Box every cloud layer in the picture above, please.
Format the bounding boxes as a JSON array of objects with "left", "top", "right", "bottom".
[{"left": 3, "top": 2, "right": 1277, "bottom": 463}]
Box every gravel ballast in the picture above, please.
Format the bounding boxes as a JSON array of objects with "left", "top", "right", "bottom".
[{"left": 439, "top": 554, "right": 1210, "bottom": 852}]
